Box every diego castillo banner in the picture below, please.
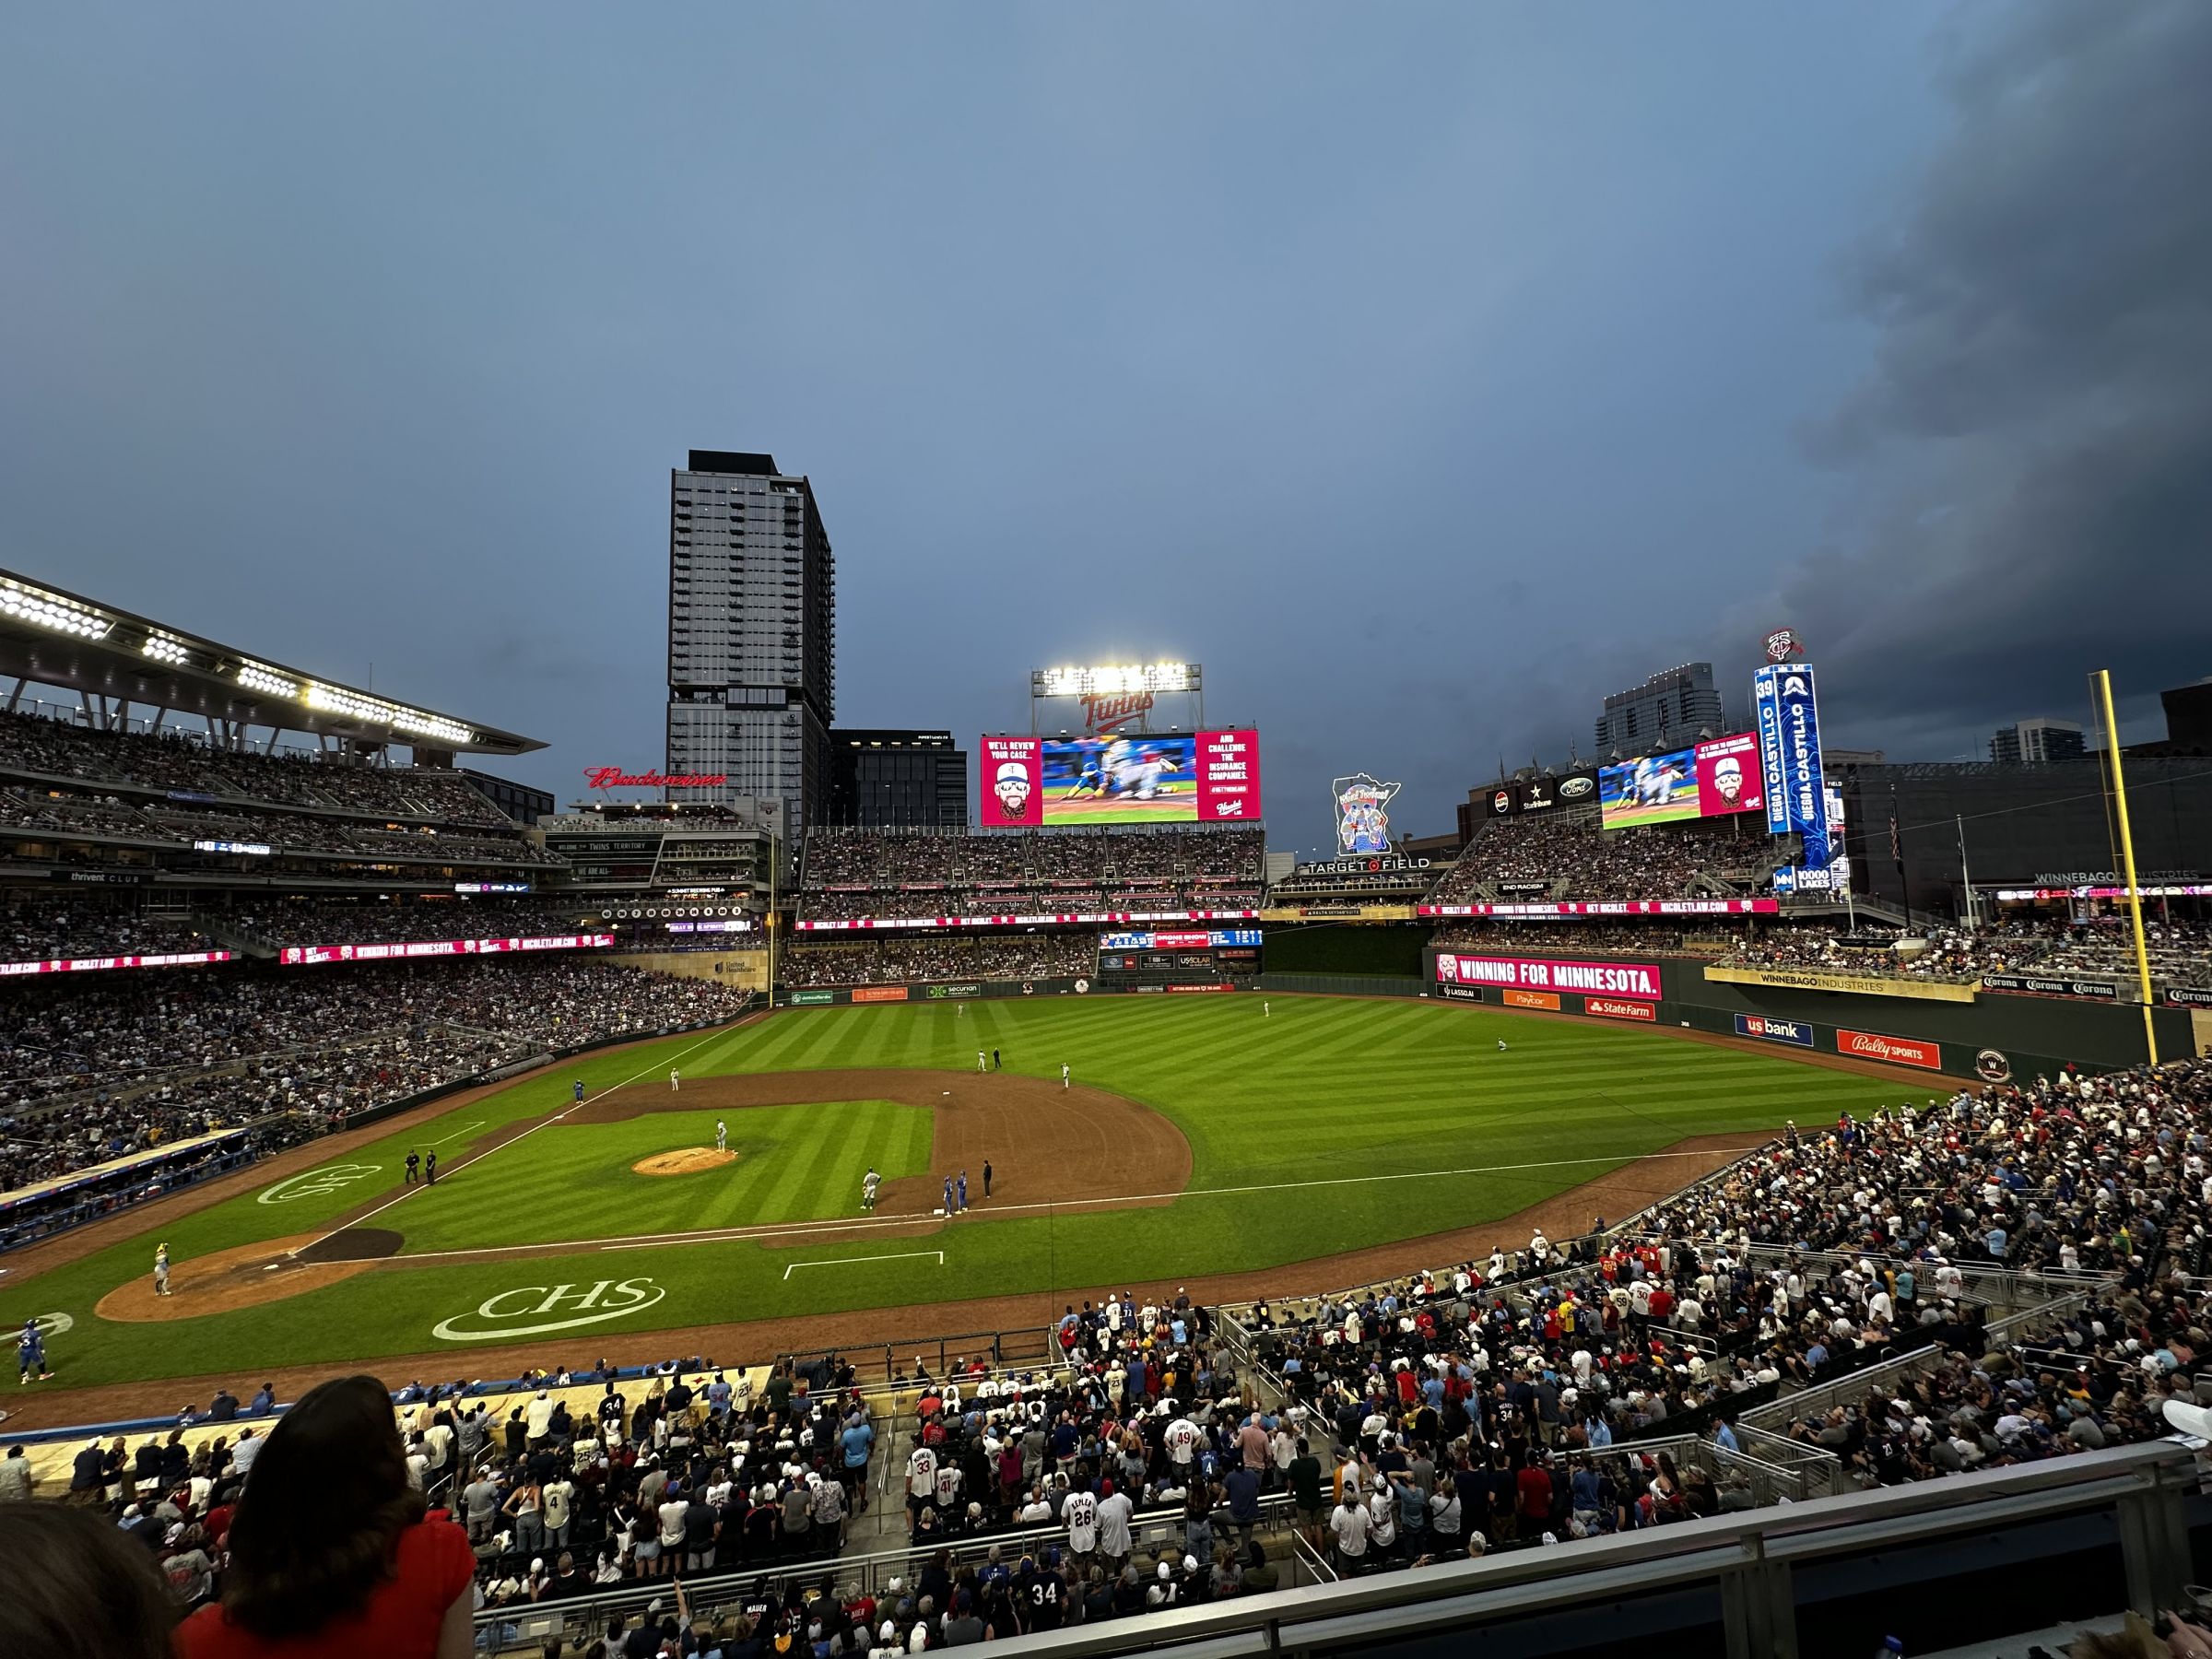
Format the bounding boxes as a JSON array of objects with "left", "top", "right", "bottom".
[
  {"left": 1434, "top": 953, "right": 1664, "bottom": 1000},
  {"left": 1837, "top": 1029, "right": 1942, "bottom": 1070},
  {"left": 1979, "top": 971, "right": 2121, "bottom": 1002},
  {"left": 1735, "top": 1012, "right": 1815, "bottom": 1047},
  {"left": 1584, "top": 996, "right": 1656, "bottom": 1021},
  {"left": 1754, "top": 662, "right": 1831, "bottom": 867},
  {"left": 1704, "top": 964, "right": 1979, "bottom": 1003}
]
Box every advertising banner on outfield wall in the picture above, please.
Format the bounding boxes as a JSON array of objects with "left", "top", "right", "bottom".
[
  {"left": 1703, "top": 964, "right": 1978, "bottom": 1003},
  {"left": 1502, "top": 988, "right": 1561, "bottom": 1011},
  {"left": 1433, "top": 952, "right": 1663, "bottom": 999},
  {"left": 2163, "top": 986, "right": 2212, "bottom": 1008},
  {"left": 1584, "top": 996, "right": 1656, "bottom": 1021},
  {"left": 1979, "top": 971, "right": 2122, "bottom": 1002},
  {"left": 1837, "top": 1029, "right": 1942, "bottom": 1069},
  {"left": 1735, "top": 1012, "right": 1816, "bottom": 1046}
]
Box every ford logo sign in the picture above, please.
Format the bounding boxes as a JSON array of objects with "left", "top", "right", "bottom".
[{"left": 1559, "top": 776, "right": 1594, "bottom": 799}]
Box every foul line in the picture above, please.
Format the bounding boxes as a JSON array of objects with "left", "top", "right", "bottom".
[
  {"left": 373, "top": 1142, "right": 1769, "bottom": 1266},
  {"left": 425, "top": 1119, "right": 487, "bottom": 1147},
  {"left": 300, "top": 1014, "right": 765, "bottom": 1253},
  {"left": 783, "top": 1250, "right": 943, "bottom": 1279}
]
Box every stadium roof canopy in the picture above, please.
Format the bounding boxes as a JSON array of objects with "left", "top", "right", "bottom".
[{"left": 0, "top": 566, "right": 543, "bottom": 758}]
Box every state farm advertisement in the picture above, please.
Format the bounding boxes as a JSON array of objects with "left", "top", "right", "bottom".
[
  {"left": 0, "top": 949, "right": 233, "bottom": 978},
  {"left": 1584, "top": 996, "right": 1656, "bottom": 1021},
  {"left": 979, "top": 735, "right": 1043, "bottom": 828},
  {"left": 280, "top": 934, "right": 615, "bottom": 965},
  {"left": 1433, "top": 953, "right": 1664, "bottom": 1000},
  {"left": 1837, "top": 1029, "right": 1942, "bottom": 1070},
  {"left": 1195, "top": 728, "right": 1262, "bottom": 822}
]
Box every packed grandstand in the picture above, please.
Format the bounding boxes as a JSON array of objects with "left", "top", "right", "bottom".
[{"left": 7, "top": 679, "right": 2212, "bottom": 1655}]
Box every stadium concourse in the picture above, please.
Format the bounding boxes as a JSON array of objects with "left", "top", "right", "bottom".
[{"left": 8, "top": 1050, "right": 2212, "bottom": 1655}]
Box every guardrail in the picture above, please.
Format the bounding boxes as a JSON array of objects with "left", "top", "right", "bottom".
[
  {"left": 473, "top": 1492, "right": 1312, "bottom": 1652},
  {"left": 780, "top": 1441, "right": 2197, "bottom": 1659}
]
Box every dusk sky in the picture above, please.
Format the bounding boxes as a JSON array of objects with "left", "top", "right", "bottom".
[{"left": 4, "top": 4, "right": 2206, "bottom": 857}]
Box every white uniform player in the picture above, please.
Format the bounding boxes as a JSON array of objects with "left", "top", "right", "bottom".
[{"left": 1136, "top": 751, "right": 1172, "bottom": 800}]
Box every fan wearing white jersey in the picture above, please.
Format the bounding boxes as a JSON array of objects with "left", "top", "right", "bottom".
[
  {"left": 905, "top": 1443, "right": 938, "bottom": 1522},
  {"left": 1064, "top": 1487, "right": 1099, "bottom": 1559}
]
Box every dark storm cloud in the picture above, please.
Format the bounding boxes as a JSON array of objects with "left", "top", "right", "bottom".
[{"left": 1768, "top": 0, "right": 2212, "bottom": 753}]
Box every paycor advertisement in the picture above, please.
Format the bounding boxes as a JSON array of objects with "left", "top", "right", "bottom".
[{"left": 1754, "top": 663, "right": 1831, "bottom": 868}]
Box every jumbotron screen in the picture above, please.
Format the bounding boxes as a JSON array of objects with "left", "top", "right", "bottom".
[
  {"left": 1598, "top": 732, "right": 1763, "bottom": 829},
  {"left": 980, "top": 729, "right": 1260, "bottom": 827}
]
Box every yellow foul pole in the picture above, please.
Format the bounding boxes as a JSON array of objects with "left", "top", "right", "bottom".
[{"left": 2093, "top": 668, "right": 2158, "bottom": 1064}]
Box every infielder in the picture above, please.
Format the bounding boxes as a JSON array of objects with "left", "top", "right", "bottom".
[
  {"left": 942, "top": 1177, "right": 956, "bottom": 1216},
  {"left": 862, "top": 1167, "right": 881, "bottom": 1212},
  {"left": 1061, "top": 1063, "right": 1071, "bottom": 1089},
  {"left": 669, "top": 1068, "right": 680, "bottom": 1092},
  {"left": 977, "top": 1049, "right": 987, "bottom": 1073},
  {"left": 714, "top": 1120, "right": 728, "bottom": 1153},
  {"left": 153, "top": 1243, "right": 171, "bottom": 1298}
]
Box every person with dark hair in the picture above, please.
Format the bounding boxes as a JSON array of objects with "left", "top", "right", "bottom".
[
  {"left": 174, "top": 1373, "right": 475, "bottom": 1659},
  {"left": 0, "top": 1499, "right": 177, "bottom": 1658}
]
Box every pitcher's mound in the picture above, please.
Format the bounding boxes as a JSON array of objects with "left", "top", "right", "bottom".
[{"left": 634, "top": 1147, "right": 737, "bottom": 1177}]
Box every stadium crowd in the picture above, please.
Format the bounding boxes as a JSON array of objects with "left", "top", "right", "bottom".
[
  {"left": 0, "top": 902, "right": 217, "bottom": 964},
  {"left": 1426, "top": 814, "right": 1757, "bottom": 904},
  {"left": 222, "top": 897, "right": 602, "bottom": 948},
  {"left": 803, "top": 829, "right": 1265, "bottom": 892},
  {"left": 781, "top": 935, "right": 1096, "bottom": 989},
  {"left": 1712, "top": 915, "right": 2212, "bottom": 989},
  {"left": 1429, "top": 923, "right": 1687, "bottom": 955},
  {"left": 0, "top": 959, "right": 753, "bottom": 1203},
  {"left": 0, "top": 709, "right": 512, "bottom": 825}
]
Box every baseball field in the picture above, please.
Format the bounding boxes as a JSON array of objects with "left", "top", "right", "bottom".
[{"left": 0, "top": 994, "right": 1912, "bottom": 1414}]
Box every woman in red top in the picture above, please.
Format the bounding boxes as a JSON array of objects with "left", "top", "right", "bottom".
[{"left": 175, "top": 1374, "right": 477, "bottom": 1659}]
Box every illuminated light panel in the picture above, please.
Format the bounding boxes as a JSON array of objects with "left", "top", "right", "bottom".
[
  {"left": 303, "top": 681, "right": 473, "bottom": 747},
  {"left": 0, "top": 579, "right": 112, "bottom": 640},
  {"left": 1035, "top": 662, "right": 1195, "bottom": 698},
  {"left": 141, "top": 631, "right": 191, "bottom": 665},
  {"left": 235, "top": 662, "right": 300, "bottom": 699}
]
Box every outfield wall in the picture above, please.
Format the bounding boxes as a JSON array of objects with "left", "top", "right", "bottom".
[
  {"left": 1419, "top": 946, "right": 2183, "bottom": 1083},
  {"left": 777, "top": 976, "right": 1095, "bottom": 1006}
]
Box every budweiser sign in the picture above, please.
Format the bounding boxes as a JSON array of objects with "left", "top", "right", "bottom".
[
  {"left": 584, "top": 768, "right": 729, "bottom": 790},
  {"left": 1079, "top": 690, "right": 1154, "bottom": 735},
  {"left": 1836, "top": 1029, "right": 1941, "bottom": 1070}
]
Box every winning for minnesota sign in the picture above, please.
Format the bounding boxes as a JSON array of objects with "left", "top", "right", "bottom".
[{"left": 1703, "top": 965, "right": 1980, "bottom": 1003}]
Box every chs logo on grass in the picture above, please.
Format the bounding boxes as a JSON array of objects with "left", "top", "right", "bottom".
[
  {"left": 431, "top": 1277, "right": 665, "bottom": 1343},
  {"left": 257, "top": 1163, "right": 383, "bottom": 1206}
]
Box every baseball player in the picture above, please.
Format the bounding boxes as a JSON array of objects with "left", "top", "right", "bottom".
[
  {"left": 942, "top": 1177, "right": 956, "bottom": 1217},
  {"left": 714, "top": 1120, "right": 728, "bottom": 1153},
  {"left": 572, "top": 1079, "right": 585, "bottom": 1103},
  {"left": 957, "top": 1171, "right": 969, "bottom": 1212},
  {"left": 977, "top": 1049, "right": 987, "bottom": 1073},
  {"left": 153, "top": 1242, "right": 171, "bottom": 1298},
  {"left": 1061, "top": 1063, "right": 1070, "bottom": 1089},
  {"left": 18, "top": 1317, "right": 52, "bottom": 1385},
  {"left": 669, "top": 1068, "right": 680, "bottom": 1093},
  {"left": 862, "top": 1168, "right": 881, "bottom": 1212}
]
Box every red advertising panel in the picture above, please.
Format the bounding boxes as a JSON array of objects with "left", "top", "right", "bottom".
[
  {"left": 1432, "top": 953, "right": 1664, "bottom": 1000},
  {"left": 0, "top": 949, "right": 233, "bottom": 978},
  {"left": 1419, "top": 899, "right": 1778, "bottom": 918},
  {"left": 852, "top": 985, "right": 910, "bottom": 1003},
  {"left": 1835, "top": 1029, "right": 1942, "bottom": 1070},
  {"left": 1692, "top": 732, "right": 1763, "bottom": 818},
  {"left": 1585, "top": 996, "right": 1657, "bottom": 1021},
  {"left": 979, "top": 735, "right": 1044, "bottom": 828},
  {"left": 1196, "top": 729, "right": 1261, "bottom": 822},
  {"left": 280, "top": 934, "right": 615, "bottom": 965}
]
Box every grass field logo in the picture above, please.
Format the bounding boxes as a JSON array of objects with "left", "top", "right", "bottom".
[
  {"left": 431, "top": 1277, "right": 665, "bottom": 1343},
  {"left": 257, "top": 1163, "right": 383, "bottom": 1206}
]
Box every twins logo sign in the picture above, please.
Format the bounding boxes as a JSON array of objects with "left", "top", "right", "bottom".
[
  {"left": 257, "top": 1164, "right": 383, "bottom": 1206},
  {"left": 1332, "top": 773, "right": 1400, "bottom": 856},
  {"left": 431, "top": 1278, "right": 666, "bottom": 1343}
]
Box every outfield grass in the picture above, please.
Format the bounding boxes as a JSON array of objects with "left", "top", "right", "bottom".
[{"left": 0, "top": 995, "right": 1910, "bottom": 1389}]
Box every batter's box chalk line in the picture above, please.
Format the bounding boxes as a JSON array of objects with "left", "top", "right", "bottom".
[{"left": 783, "top": 1250, "right": 945, "bottom": 1280}]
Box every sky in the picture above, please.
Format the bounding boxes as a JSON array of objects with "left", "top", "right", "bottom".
[{"left": 3, "top": 3, "right": 2206, "bottom": 860}]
